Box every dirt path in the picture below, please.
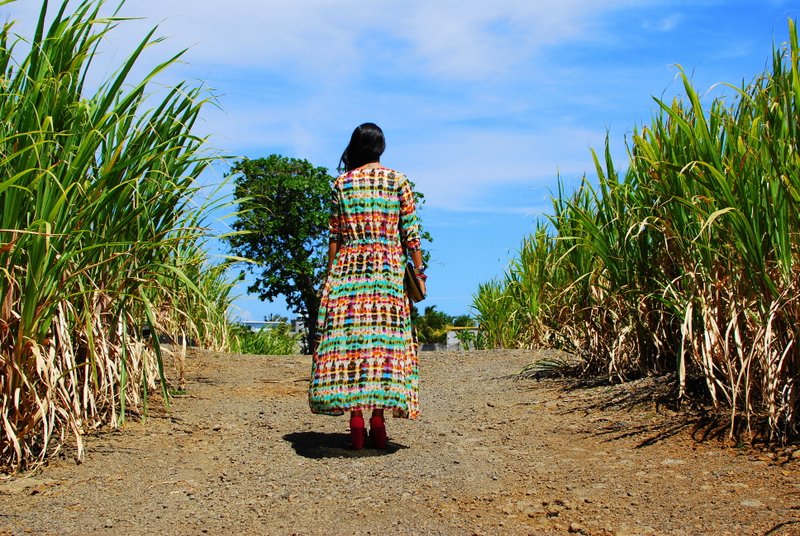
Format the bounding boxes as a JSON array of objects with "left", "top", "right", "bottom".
[{"left": 1, "top": 349, "right": 799, "bottom": 535}]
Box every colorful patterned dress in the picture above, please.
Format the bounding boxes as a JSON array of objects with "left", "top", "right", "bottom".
[{"left": 309, "top": 166, "right": 421, "bottom": 419}]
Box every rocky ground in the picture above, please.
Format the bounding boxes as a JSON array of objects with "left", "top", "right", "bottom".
[{"left": 1, "top": 348, "right": 798, "bottom": 535}]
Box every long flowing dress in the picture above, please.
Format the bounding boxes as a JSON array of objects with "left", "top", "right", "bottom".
[{"left": 309, "top": 166, "right": 421, "bottom": 419}]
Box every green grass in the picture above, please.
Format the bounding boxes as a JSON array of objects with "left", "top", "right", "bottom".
[{"left": 230, "top": 324, "right": 300, "bottom": 355}]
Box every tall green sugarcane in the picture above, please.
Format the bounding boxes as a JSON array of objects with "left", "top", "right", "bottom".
[
  {"left": 473, "top": 19, "right": 800, "bottom": 440},
  {"left": 0, "top": 0, "right": 232, "bottom": 469}
]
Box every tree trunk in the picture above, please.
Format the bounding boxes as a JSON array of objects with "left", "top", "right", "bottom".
[{"left": 300, "top": 287, "right": 320, "bottom": 355}]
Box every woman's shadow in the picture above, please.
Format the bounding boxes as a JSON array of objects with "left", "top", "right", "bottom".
[{"left": 283, "top": 432, "right": 407, "bottom": 459}]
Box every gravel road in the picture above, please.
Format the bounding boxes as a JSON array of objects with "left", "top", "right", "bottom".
[{"left": 1, "top": 348, "right": 798, "bottom": 535}]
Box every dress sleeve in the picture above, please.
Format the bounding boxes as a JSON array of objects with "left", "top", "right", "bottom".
[
  {"left": 328, "top": 187, "right": 342, "bottom": 243},
  {"left": 398, "top": 175, "right": 421, "bottom": 252}
]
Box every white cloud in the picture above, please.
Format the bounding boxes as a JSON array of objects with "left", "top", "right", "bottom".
[
  {"left": 6, "top": 0, "right": 649, "bottom": 82},
  {"left": 391, "top": 0, "right": 642, "bottom": 79},
  {"left": 2, "top": 0, "right": 770, "bottom": 217},
  {"left": 646, "top": 14, "right": 683, "bottom": 32},
  {"left": 395, "top": 125, "right": 611, "bottom": 211}
]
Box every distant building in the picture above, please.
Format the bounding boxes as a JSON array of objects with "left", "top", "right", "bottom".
[
  {"left": 240, "top": 320, "right": 284, "bottom": 332},
  {"left": 418, "top": 327, "right": 479, "bottom": 351},
  {"left": 238, "top": 318, "right": 308, "bottom": 337},
  {"left": 447, "top": 327, "right": 478, "bottom": 351},
  {"left": 290, "top": 318, "right": 307, "bottom": 336}
]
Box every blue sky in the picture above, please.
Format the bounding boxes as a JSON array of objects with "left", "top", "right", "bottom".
[{"left": 5, "top": 0, "right": 799, "bottom": 321}]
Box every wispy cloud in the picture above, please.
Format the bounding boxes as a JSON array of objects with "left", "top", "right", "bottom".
[
  {"left": 396, "top": 125, "right": 610, "bottom": 210},
  {"left": 645, "top": 13, "right": 684, "bottom": 32},
  {"left": 4, "top": 2, "right": 768, "bottom": 216},
  {"left": 7, "top": 1, "right": 649, "bottom": 79}
]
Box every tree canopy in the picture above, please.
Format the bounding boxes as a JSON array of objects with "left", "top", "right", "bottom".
[{"left": 225, "top": 155, "right": 333, "bottom": 352}]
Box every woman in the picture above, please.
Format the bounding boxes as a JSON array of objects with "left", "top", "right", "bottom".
[{"left": 309, "top": 123, "right": 426, "bottom": 450}]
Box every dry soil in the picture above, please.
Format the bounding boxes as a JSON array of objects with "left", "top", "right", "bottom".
[{"left": 1, "top": 348, "right": 799, "bottom": 535}]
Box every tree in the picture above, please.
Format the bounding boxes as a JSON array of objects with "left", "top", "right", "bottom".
[
  {"left": 451, "top": 314, "right": 476, "bottom": 327},
  {"left": 225, "top": 155, "right": 333, "bottom": 353},
  {"left": 413, "top": 305, "right": 452, "bottom": 344}
]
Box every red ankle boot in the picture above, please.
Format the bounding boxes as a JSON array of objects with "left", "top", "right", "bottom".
[
  {"left": 350, "top": 415, "right": 367, "bottom": 450},
  {"left": 369, "top": 415, "right": 388, "bottom": 449}
]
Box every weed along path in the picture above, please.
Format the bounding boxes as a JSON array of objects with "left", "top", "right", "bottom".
[{"left": 1, "top": 349, "right": 799, "bottom": 535}]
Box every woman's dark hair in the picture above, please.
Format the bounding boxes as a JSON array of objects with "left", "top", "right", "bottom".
[{"left": 339, "top": 123, "right": 385, "bottom": 172}]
